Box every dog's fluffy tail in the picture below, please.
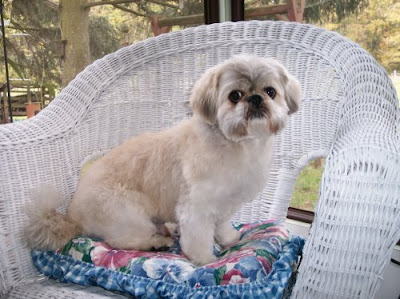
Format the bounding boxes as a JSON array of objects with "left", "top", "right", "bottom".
[{"left": 24, "top": 187, "right": 81, "bottom": 250}]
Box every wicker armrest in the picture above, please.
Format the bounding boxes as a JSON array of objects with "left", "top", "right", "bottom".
[{"left": 293, "top": 50, "right": 400, "bottom": 298}]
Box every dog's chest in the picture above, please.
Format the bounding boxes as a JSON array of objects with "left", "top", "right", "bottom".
[{"left": 202, "top": 139, "right": 273, "bottom": 203}]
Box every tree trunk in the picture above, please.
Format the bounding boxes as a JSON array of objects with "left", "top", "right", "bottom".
[{"left": 60, "top": 0, "right": 91, "bottom": 87}]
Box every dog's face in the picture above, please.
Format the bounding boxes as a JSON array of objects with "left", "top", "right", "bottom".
[{"left": 190, "top": 55, "right": 301, "bottom": 141}]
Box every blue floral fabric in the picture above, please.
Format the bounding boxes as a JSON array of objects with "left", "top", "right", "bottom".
[{"left": 32, "top": 220, "right": 305, "bottom": 298}]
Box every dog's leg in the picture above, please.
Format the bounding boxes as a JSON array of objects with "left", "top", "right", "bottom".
[
  {"left": 215, "top": 219, "right": 240, "bottom": 247},
  {"left": 180, "top": 215, "right": 216, "bottom": 265},
  {"left": 178, "top": 202, "right": 217, "bottom": 265},
  {"left": 106, "top": 230, "right": 173, "bottom": 251},
  {"left": 103, "top": 211, "right": 174, "bottom": 250},
  {"left": 80, "top": 189, "right": 174, "bottom": 251}
]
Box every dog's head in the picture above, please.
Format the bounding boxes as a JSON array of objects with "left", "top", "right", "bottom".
[{"left": 190, "top": 55, "right": 301, "bottom": 141}]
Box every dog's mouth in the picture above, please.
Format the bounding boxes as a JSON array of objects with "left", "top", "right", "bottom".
[{"left": 245, "top": 104, "right": 268, "bottom": 120}]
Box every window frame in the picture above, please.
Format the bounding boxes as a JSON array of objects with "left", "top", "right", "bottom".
[{"left": 287, "top": 207, "right": 314, "bottom": 224}]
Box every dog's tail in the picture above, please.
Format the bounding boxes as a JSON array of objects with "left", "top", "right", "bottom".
[{"left": 24, "top": 187, "right": 81, "bottom": 250}]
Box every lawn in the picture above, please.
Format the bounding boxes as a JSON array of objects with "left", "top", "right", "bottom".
[
  {"left": 291, "top": 75, "right": 399, "bottom": 212},
  {"left": 290, "top": 159, "right": 324, "bottom": 211},
  {"left": 83, "top": 76, "right": 398, "bottom": 214},
  {"left": 391, "top": 75, "right": 400, "bottom": 104}
]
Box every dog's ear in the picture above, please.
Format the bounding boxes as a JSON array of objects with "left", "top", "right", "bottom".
[
  {"left": 284, "top": 74, "right": 302, "bottom": 115},
  {"left": 190, "top": 67, "right": 220, "bottom": 125}
]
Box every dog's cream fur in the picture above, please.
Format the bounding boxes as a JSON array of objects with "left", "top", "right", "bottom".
[{"left": 25, "top": 55, "right": 301, "bottom": 265}]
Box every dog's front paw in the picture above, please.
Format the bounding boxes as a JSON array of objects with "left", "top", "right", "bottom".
[
  {"left": 188, "top": 252, "right": 217, "bottom": 266},
  {"left": 180, "top": 232, "right": 217, "bottom": 265},
  {"left": 215, "top": 225, "right": 240, "bottom": 247}
]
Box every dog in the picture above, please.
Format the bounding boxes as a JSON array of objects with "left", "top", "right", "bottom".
[{"left": 25, "top": 55, "right": 301, "bottom": 265}]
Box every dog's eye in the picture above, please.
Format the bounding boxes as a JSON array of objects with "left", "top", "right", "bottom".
[
  {"left": 264, "top": 87, "right": 276, "bottom": 99},
  {"left": 228, "top": 90, "right": 243, "bottom": 103}
]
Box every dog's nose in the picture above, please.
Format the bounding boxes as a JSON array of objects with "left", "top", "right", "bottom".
[{"left": 247, "top": 94, "right": 263, "bottom": 106}]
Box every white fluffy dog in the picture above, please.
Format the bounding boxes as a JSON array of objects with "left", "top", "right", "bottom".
[{"left": 25, "top": 55, "right": 301, "bottom": 265}]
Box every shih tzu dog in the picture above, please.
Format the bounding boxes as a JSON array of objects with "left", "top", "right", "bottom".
[{"left": 25, "top": 55, "right": 301, "bottom": 265}]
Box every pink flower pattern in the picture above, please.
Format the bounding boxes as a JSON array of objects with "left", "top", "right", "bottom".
[
  {"left": 91, "top": 241, "right": 185, "bottom": 270},
  {"left": 60, "top": 220, "right": 292, "bottom": 286},
  {"left": 221, "top": 268, "right": 248, "bottom": 285}
]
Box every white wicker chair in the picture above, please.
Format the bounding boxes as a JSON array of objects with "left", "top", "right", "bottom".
[{"left": 0, "top": 21, "right": 399, "bottom": 298}]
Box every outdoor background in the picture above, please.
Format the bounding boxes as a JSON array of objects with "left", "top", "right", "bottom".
[{"left": 0, "top": 0, "right": 399, "bottom": 212}]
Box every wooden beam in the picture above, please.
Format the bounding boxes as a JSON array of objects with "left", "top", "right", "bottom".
[
  {"left": 157, "top": 4, "right": 291, "bottom": 28},
  {"left": 151, "top": 16, "right": 172, "bottom": 36},
  {"left": 83, "top": 0, "right": 137, "bottom": 9},
  {"left": 157, "top": 14, "right": 204, "bottom": 28},
  {"left": 154, "top": 2, "right": 304, "bottom": 35},
  {"left": 287, "top": 207, "right": 314, "bottom": 224},
  {"left": 245, "top": 4, "right": 289, "bottom": 18},
  {"left": 147, "top": 0, "right": 178, "bottom": 9}
]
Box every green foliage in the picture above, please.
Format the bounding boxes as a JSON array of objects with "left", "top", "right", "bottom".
[
  {"left": 322, "top": 0, "right": 400, "bottom": 73},
  {"left": 2, "top": 0, "right": 397, "bottom": 89},
  {"left": 1, "top": 0, "right": 205, "bottom": 88},
  {"left": 304, "top": 0, "right": 368, "bottom": 23},
  {"left": 42, "top": 82, "right": 57, "bottom": 98},
  {"left": 246, "top": 0, "right": 369, "bottom": 22},
  {"left": 1, "top": 0, "right": 61, "bottom": 85},
  {"left": 7, "top": 58, "right": 24, "bottom": 79},
  {"left": 89, "top": 15, "right": 121, "bottom": 61}
]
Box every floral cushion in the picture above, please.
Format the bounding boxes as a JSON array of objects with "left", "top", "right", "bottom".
[{"left": 32, "top": 220, "right": 305, "bottom": 298}]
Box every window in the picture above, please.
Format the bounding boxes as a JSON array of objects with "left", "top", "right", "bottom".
[{"left": 288, "top": 159, "right": 325, "bottom": 223}]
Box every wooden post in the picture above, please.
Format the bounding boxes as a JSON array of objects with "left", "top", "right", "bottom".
[
  {"left": 1, "top": 84, "right": 8, "bottom": 123},
  {"left": 245, "top": 4, "right": 289, "bottom": 18},
  {"left": 287, "top": 0, "right": 305, "bottom": 22},
  {"left": 26, "top": 102, "right": 40, "bottom": 118},
  {"left": 157, "top": 14, "right": 204, "bottom": 28},
  {"left": 151, "top": 16, "right": 172, "bottom": 37},
  {"left": 27, "top": 85, "right": 32, "bottom": 104}
]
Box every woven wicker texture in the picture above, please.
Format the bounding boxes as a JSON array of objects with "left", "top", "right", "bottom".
[{"left": 0, "top": 21, "right": 399, "bottom": 298}]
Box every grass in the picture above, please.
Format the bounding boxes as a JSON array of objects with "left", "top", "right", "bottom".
[
  {"left": 290, "top": 76, "right": 399, "bottom": 212},
  {"left": 390, "top": 75, "right": 400, "bottom": 104},
  {"left": 290, "top": 159, "right": 324, "bottom": 211}
]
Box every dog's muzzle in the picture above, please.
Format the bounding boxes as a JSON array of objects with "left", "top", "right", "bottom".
[
  {"left": 248, "top": 94, "right": 263, "bottom": 106},
  {"left": 247, "top": 94, "right": 267, "bottom": 119}
]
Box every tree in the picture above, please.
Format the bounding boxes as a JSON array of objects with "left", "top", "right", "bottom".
[
  {"left": 323, "top": 0, "right": 400, "bottom": 73},
  {"left": 303, "top": 0, "right": 368, "bottom": 23},
  {"left": 244, "top": 0, "right": 368, "bottom": 22},
  {"left": 2, "top": 0, "right": 122, "bottom": 87},
  {"left": 1, "top": 0, "right": 375, "bottom": 88},
  {"left": 4, "top": 0, "right": 61, "bottom": 85},
  {"left": 59, "top": 0, "right": 367, "bottom": 86},
  {"left": 2, "top": 0, "right": 203, "bottom": 87},
  {"left": 60, "top": 0, "right": 91, "bottom": 87}
]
